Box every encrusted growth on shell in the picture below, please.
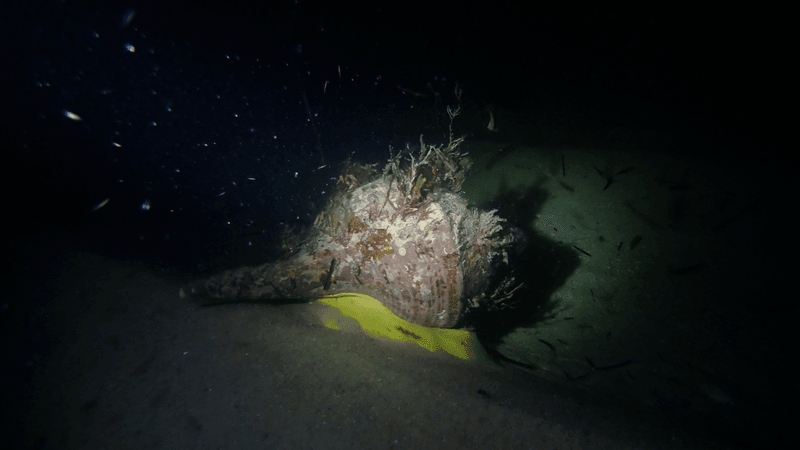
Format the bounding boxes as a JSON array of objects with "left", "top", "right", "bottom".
[{"left": 182, "top": 107, "right": 520, "bottom": 328}]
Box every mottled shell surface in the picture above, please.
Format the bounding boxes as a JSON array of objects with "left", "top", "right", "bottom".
[{"left": 309, "top": 178, "right": 466, "bottom": 327}]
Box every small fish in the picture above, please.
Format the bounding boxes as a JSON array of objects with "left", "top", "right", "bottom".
[
  {"left": 122, "top": 10, "right": 136, "bottom": 27},
  {"left": 396, "top": 326, "right": 421, "bottom": 339},
  {"left": 625, "top": 202, "right": 667, "bottom": 230},
  {"left": 573, "top": 245, "right": 591, "bottom": 257},
  {"left": 397, "top": 86, "right": 427, "bottom": 98},
  {"left": 563, "top": 369, "right": 592, "bottom": 381},
  {"left": 322, "top": 258, "right": 338, "bottom": 290},
  {"left": 486, "top": 110, "right": 498, "bottom": 132},
  {"left": 702, "top": 384, "right": 735, "bottom": 405},
  {"left": 557, "top": 181, "right": 574, "bottom": 192},
  {"left": 616, "top": 166, "right": 635, "bottom": 175},
  {"left": 485, "top": 145, "right": 517, "bottom": 169},
  {"left": 92, "top": 198, "right": 110, "bottom": 211},
  {"left": 584, "top": 356, "right": 634, "bottom": 371},
  {"left": 593, "top": 166, "right": 613, "bottom": 190},
  {"left": 538, "top": 339, "right": 556, "bottom": 351},
  {"left": 593, "top": 165, "right": 635, "bottom": 190},
  {"left": 63, "top": 110, "right": 82, "bottom": 121}
]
